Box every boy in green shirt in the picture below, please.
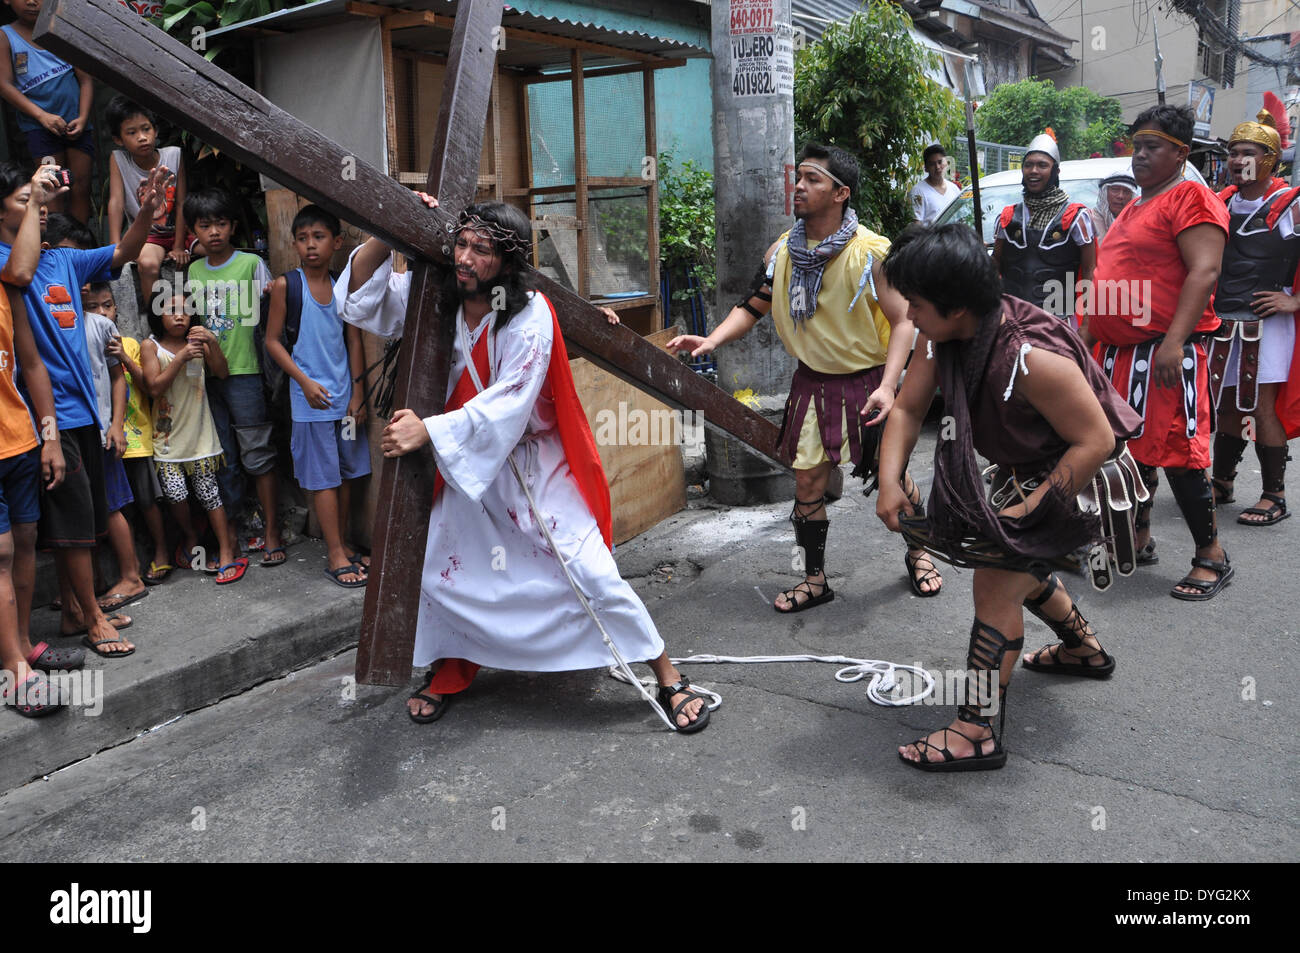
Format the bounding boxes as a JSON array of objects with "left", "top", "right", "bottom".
[{"left": 182, "top": 188, "right": 284, "bottom": 565}]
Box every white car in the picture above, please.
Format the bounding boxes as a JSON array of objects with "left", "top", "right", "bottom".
[{"left": 932, "top": 156, "right": 1209, "bottom": 245}]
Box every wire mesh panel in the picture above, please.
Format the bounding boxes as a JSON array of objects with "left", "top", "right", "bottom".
[
  {"left": 528, "top": 81, "right": 576, "bottom": 188},
  {"left": 952, "top": 138, "right": 1027, "bottom": 181},
  {"left": 526, "top": 72, "right": 652, "bottom": 297},
  {"left": 583, "top": 73, "right": 648, "bottom": 178}
]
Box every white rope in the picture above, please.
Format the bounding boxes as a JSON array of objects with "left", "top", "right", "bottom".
[
  {"left": 1002, "top": 342, "right": 1032, "bottom": 402},
  {"left": 607, "top": 654, "right": 935, "bottom": 708},
  {"left": 509, "top": 456, "right": 676, "bottom": 732}
]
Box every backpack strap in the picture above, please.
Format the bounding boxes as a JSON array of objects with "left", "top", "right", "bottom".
[{"left": 284, "top": 268, "right": 304, "bottom": 352}]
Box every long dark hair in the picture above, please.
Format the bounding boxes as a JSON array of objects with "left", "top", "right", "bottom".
[{"left": 437, "top": 202, "right": 533, "bottom": 329}]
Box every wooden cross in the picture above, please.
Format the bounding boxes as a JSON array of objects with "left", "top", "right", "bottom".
[{"left": 38, "top": 0, "right": 782, "bottom": 685}]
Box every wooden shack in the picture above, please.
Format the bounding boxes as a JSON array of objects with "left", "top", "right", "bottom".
[{"left": 210, "top": 0, "right": 711, "bottom": 543}]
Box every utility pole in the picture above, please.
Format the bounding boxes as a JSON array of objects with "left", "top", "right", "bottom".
[{"left": 707, "top": 0, "right": 798, "bottom": 503}]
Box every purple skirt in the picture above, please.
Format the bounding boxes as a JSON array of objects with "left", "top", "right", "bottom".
[{"left": 777, "top": 362, "right": 885, "bottom": 468}]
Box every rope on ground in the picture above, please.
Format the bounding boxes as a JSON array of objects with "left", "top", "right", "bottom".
[{"left": 607, "top": 654, "right": 936, "bottom": 709}]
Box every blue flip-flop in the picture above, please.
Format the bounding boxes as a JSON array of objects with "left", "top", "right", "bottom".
[{"left": 324, "top": 564, "right": 368, "bottom": 589}]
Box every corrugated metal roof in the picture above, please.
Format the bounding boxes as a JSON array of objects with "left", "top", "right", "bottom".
[
  {"left": 791, "top": 0, "right": 868, "bottom": 42},
  {"left": 207, "top": 0, "right": 708, "bottom": 69}
]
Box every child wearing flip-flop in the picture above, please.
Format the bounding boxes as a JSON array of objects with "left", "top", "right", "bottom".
[
  {"left": 0, "top": 276, "right": 77, "bottom": 717},
  {"left": 85, "top": 280, "right": 172, "bottom": 586},
  {"left": 263, "top": 206, "right": 371, "bottom": 588},
  {"left": 138, "top": 288, "right": 244, "bottom": 585},
  {"left": 44, "top": 214, "right": 146, "bottom": 614}
]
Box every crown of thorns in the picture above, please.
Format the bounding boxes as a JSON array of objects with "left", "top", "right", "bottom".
[{"left": 447, "top": 211, "right": 531, "bottom": 256}]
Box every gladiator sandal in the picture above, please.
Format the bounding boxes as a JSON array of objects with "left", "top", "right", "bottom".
[
  {"left": 1238, "top": 445, "right": 1290, "bottom": 526},
  {"left": 1020, "top": 574, "right": 1115, "bottom": 678},
  {"left": 776, "top": 496, "right": 833, "bottom": 613},
  {"left": 899, "top": 619, "right": 1023, "bottom": 772},
  {"left": 902, "top": 475, "right": 942, "bottom": 597},
  {"left": 1134, "top": 464, "right": 1159, "bottom": 565},
  {"left": 1211, "top": 433, "right": 1246, "bottom": 506}
]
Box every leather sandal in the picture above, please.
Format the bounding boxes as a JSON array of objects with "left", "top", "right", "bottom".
[
  {"left": 774, "top": 577, "right": 834, "bottom": 613},
  {"left": 657, "top": 677, "right": 711, "bottom": 734},
  {"left": 901, "top": 620, "right": 1021, "bottom": 772},
  {"left": 904, "top": 549, "right": 942, "bottom": 597},
  {"left": 1021, "top": 575, "right": 1115, "bottom": 678},
  {"left": 1170, "top": 552, "right": 1234, "bottom": 601},
  {"left": 407, "top": 687, "right": 451, "bottom": 724},
  {"left": 1237, "top": 492, "right": 1290, "bottom": 526}
]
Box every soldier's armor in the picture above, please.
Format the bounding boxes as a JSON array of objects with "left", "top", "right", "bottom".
[
  {"left": 998, "top": 203, "right": 1085, "bottom": 313},
  {"left": 1216, "top": 190, "right": 1300, "bottom": 320}
]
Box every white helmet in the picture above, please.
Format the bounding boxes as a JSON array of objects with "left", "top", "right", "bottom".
[{"left": 1025, "top": 132, "right": 1060, "bottom": 165}]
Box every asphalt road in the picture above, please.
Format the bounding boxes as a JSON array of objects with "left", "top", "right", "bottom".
[{"left": 2, "top": 433, "right": 1294, "bottom": 862}]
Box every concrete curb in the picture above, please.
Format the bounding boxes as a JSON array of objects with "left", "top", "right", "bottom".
[{"left": 2, "top": 539, "right": 364, "bottom": 791}]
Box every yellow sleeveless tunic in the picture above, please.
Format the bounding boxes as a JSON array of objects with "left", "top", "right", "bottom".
[{"left": 768, "top": 225, "right": 893, "bottom": 467}]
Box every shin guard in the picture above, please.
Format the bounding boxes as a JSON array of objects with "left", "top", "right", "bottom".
[
  {"left": 794, "top": 517, "right": 829, "bottom": 578},
  {"left": 1166, "top": 467, "right": 1217, "bottom": 548},
  {"left": 1213, "top": 433, "right": 1248, "bottom": 483},
  {"left": 1256, "top": 444, "right": 1289, "bottom": 496}
]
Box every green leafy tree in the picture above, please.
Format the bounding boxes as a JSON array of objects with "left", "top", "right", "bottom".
[
  {"left": 156, "top": 1, "right": 307, "bottom": 63},
  {"left": 975, "top": 78, "right": 1127, "bottom": 161},
  {"left": 657, "top": 151, "right": 716, "bottom": 300},
  {"left": 794, "top": 1, "right": 963, "bottom": 236}
]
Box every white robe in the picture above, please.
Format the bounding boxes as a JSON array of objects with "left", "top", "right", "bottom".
[{"left": 335, "top": 251, "right": 665, "bottom": 671}]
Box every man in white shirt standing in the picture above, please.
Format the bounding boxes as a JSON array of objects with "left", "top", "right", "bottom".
[{"left": 909, "top": 144, "right": 962, "bottom": 225}]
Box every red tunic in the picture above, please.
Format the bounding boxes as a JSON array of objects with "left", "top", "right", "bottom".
[{"left": 1084, "top": 181, "right": 1229, "bottom": 468}]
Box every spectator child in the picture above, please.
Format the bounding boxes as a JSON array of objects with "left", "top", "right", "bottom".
[
  {"left": 0, "top": 279, "right": 74, "bottom": 717},
  {"left": 183, "top": 188, "right": 285, "bottom": 566},
  {"left": 265, "top": 205, "right": 370, "bottom": 587},
  {"left": 0, "top": 0, "right": 93, "bottom": 222},
  {"left": 43, "top": 214, "right": 147, "bottom": 615},
  {"left": 105, "top": 96, "right": 189, "bottom": 306},
  {"left": 0, "top": 160, "right": 163, "bottom": 657},
  {"left": 139, "top": 289, "right": 244, "bottom": 584},
  {"left": 85, "top": 280, "right": 173, "bottom": 585}
]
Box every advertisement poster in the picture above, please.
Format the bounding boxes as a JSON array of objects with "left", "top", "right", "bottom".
[{"left": 729, "top": 0, "right": 793, "bottom": 99}]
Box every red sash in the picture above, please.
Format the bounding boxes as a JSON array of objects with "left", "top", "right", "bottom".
[{"left": 425, "top": 293, "right": 611, "bottom": 695}]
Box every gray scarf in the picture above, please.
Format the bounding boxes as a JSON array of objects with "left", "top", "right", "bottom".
[{"left": 785, "top": 207, "right": 859, "bottom": 329}]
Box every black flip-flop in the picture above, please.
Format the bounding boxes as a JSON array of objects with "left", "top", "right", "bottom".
[
  {"left": 260, "top": 546, "right": 287, "bottom": 567},
  {"left": 61, "top": 613, "right": 133, "bottom": 638},
  {"left": 324, "top": 564, "right": 367, "bottom": 588},
  {"left": 98, "top": 588, "right": 148, "bottom": 612},
  {"left": 81, "top": 634, "right": 136, "bottom": 658}
]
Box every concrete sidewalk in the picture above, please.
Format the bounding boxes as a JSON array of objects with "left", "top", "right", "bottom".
[{"left": 2, "top": 539, "right": 363, "bottom": 792}]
